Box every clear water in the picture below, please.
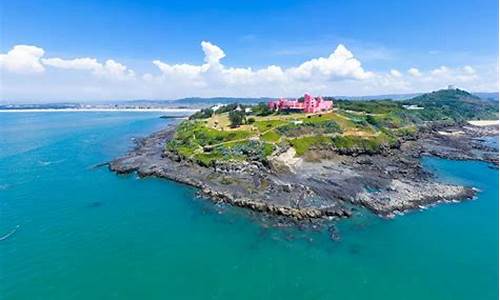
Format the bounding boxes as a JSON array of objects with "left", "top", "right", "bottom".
[{"left": 0, "top": 112, "right": 498, "bottom": 300}]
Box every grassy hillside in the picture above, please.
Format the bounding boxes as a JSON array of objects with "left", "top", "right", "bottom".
[
  {"left": 165, "top": 89, "right": 498, "bottom": 167},
  {"left": 404, "top": 89, "right": 498, "bottom": 122}
]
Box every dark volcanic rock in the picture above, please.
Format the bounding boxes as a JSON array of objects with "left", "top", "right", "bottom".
[{"left": 109, "top": 122, "right": 497, "bottom": 220}]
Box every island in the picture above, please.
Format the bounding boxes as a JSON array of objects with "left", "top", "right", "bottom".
[{"left": 110, "top": 88, "right": 499, "bottom": 221}]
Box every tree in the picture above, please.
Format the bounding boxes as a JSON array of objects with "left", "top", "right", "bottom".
[
  {"left": 254, "top": 102, "right": 273, "bottom": 116},
  {"left": 229, "top": 110, "right": 245, "bottom": 127},
  {"left": 189, "top": 108, "right": 213, "bottom": 120}
]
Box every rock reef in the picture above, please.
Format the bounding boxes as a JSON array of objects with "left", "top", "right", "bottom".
[{"left": 109, "top": 122, "right": 498, "bottom": 220}]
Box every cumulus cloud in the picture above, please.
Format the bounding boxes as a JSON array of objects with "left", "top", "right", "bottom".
[
  {"left": 390, "top": 69, "right": 402, "bottom": 77},
  {"left": 0, "top": 45, "right": 134, "bottom": 80},
  {"left": 201, "top": 41, "right": 225, "bottom": 65},
  {"left": 145, "top": 42, "right": 496, "bottom": 97},
  {"left": 463, "top": 65, "right": 475, "bottom": 74},
  {"left": 42, "top": 57, "right": 135, "bottom": 80},
  {"left": 431, "top": 66, "right": 450, "bottom": 76},
  {"left": 407, "top": 67, "right": 422, "bottom": 77},
  {"left": 0, "top": 45, "right": 45, "bottom": 74},
  {"left": 0, "top": 41, "right": 498, "bottom": 101},
  {"left": 287, "top": 44, "right": 373, "bottom": 80},
  {"left": 151, "top": 42, "right": 372, "bottom": 91},
  {"left": 41, "top": 57, "right": 101, "bottom": 70}
]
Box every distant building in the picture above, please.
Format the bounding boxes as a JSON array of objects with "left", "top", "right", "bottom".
[
  {"left": 268, "top": 93, "right": 333, "bottom": 113},
  {"left": 447, "top": 84, "right": 456, "bottom": 90}
]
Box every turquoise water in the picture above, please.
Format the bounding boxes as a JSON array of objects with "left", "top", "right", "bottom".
[{"left": 0, "top": 112, "right": 498, "bottom": 300}]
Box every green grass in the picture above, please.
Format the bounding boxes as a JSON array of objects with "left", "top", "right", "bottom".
[
  {"left": 288, "top": 136, "right": 332, "bottom": 156},
  {"left": 261, "top": 130, "right": 281, "bottom": 143},
  {"left": 166, "top": 89, "right": 498, "bottom": 165},
  {"left": 289, "top": 132, "right": 398, "bottom": 156},
  {"left": 167, "top": 120, "right": 256, "bottom": 158},
  {"left": 263, "top": 143, "right": 275, "bottom": 157},
  {"left": 254, "top": 119, "right": 287, "bottom": 132},
  {"left": 392, "top": 126, "right": 417, "bottom": 138},
  {"left": 195, "top": 126, "right": 254, "bottom": 146},
  {"left": 194, "top": 152, "right": 224, "bottom": 167}
]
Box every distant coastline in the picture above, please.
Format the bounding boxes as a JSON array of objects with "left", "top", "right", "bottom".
[{"left": 0, "top": 108, "right": 199, "bottom": 113}]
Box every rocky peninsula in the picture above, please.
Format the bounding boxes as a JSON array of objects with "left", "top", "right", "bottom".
[{"left": 110, "top": 89, "right": 499, "bottom": 221}]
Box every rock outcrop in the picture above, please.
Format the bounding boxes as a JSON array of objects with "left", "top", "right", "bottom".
[{"left": 109, "top": 123, "right": 497, "bottom": 220}]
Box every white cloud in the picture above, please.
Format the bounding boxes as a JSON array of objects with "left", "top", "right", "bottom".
[
  {"left": 431, "top": 66, "right": 450, "bottom": 76},
  {"left": 41, "top": 57, "right": 101, "bottom": 70},
  {"left": 97, "top": 59, "right": 135, "bottom": 79},
  {"left": 201, "top": 41, "right": 225, "bottom": 65},
  {"left": 42, "top": 57, "right": 134, "bottom": 80},
  {"left": 152, "top": 60, "right": 204, "bottom": 80},
  {"left": 151, "top": 42, "right": 372, "bottom": 92},
  {"left": 287, "top": 44, "right": 373, "bottom": 80},
  {"left": 0, "top": 41, "right": 498, "bottom": 102},
  {"left": 407, "top": 67, "right": 422, "bottom": 77},
  {"left": 390, "top": 69, "right": 402, "bottom": 77},
  {"left": 0, "top": 45, "right": 134, "bottom": 80},
  {"left": 463, "top": 65, "right": 475, "bottom": 74},
  {"left": 0, "top": 45, "right": 45, "bottom": 74}
]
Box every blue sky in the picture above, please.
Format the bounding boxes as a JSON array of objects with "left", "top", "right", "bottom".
[{"left": 1, "top": 0, "right": 498, "bottom": 101}]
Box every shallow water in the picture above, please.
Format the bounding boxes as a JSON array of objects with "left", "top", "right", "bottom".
[{"left": 0, "top": 112, "right": 498, "bottom": 299}]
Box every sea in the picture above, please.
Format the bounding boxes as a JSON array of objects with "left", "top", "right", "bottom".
[{"left": 0, "top": 112, "right": 498, "bottom": 300}]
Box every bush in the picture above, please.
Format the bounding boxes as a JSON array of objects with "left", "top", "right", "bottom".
[{"left": 247, "top": 117, "right": 255, "bottom": 124}]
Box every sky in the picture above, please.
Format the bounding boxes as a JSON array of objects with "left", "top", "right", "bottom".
[{"left": 0, "top": 0, "right": 498, "bottom": 102}]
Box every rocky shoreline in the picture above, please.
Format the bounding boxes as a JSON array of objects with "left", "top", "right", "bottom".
[{"left": 109, "top": 121, "right": 498, "bottom": 221}]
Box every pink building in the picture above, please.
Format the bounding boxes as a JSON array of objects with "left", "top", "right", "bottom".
[{"left": 268, "top": 93, "right": 333, "bottom": 113}]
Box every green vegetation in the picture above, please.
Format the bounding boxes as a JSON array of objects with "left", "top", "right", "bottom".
[
  {"left": 189, "top": 108, "right": 213, "bottom": 120},
  {"left": 252, "top": 102, "right": 273, "bottom": 116},
  {"left": 254, "top": 119, "right": 288, "bottom": 131},
  {"left": 277, "top": 120, "right": 342, "bottom": 137},
  {"left": 288, "top": 133, "right": 397, "bottom": 156},
  {"left": 335, "top": 99, "right": 399, "bottom": 114},
  {"left": 331, "top": 133, "right": 397, "bottom": 153},
  {"left": 166, "top": 88, "right": 498, "bottom": 165},
  {"left": 261, "top": 130, "right": 281, "bottom": 143},
  {"left": 404, "top": 89, "right": 498, "bottom": 122},
  {"left": 288, "top": 136, "right": 332, "bottom": 155},
  {"left": 336, "top": 89, "right": 498, "bottom": 124},
  {"left": 228, "top": 110, "right": 246, "bottom": 127}
]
